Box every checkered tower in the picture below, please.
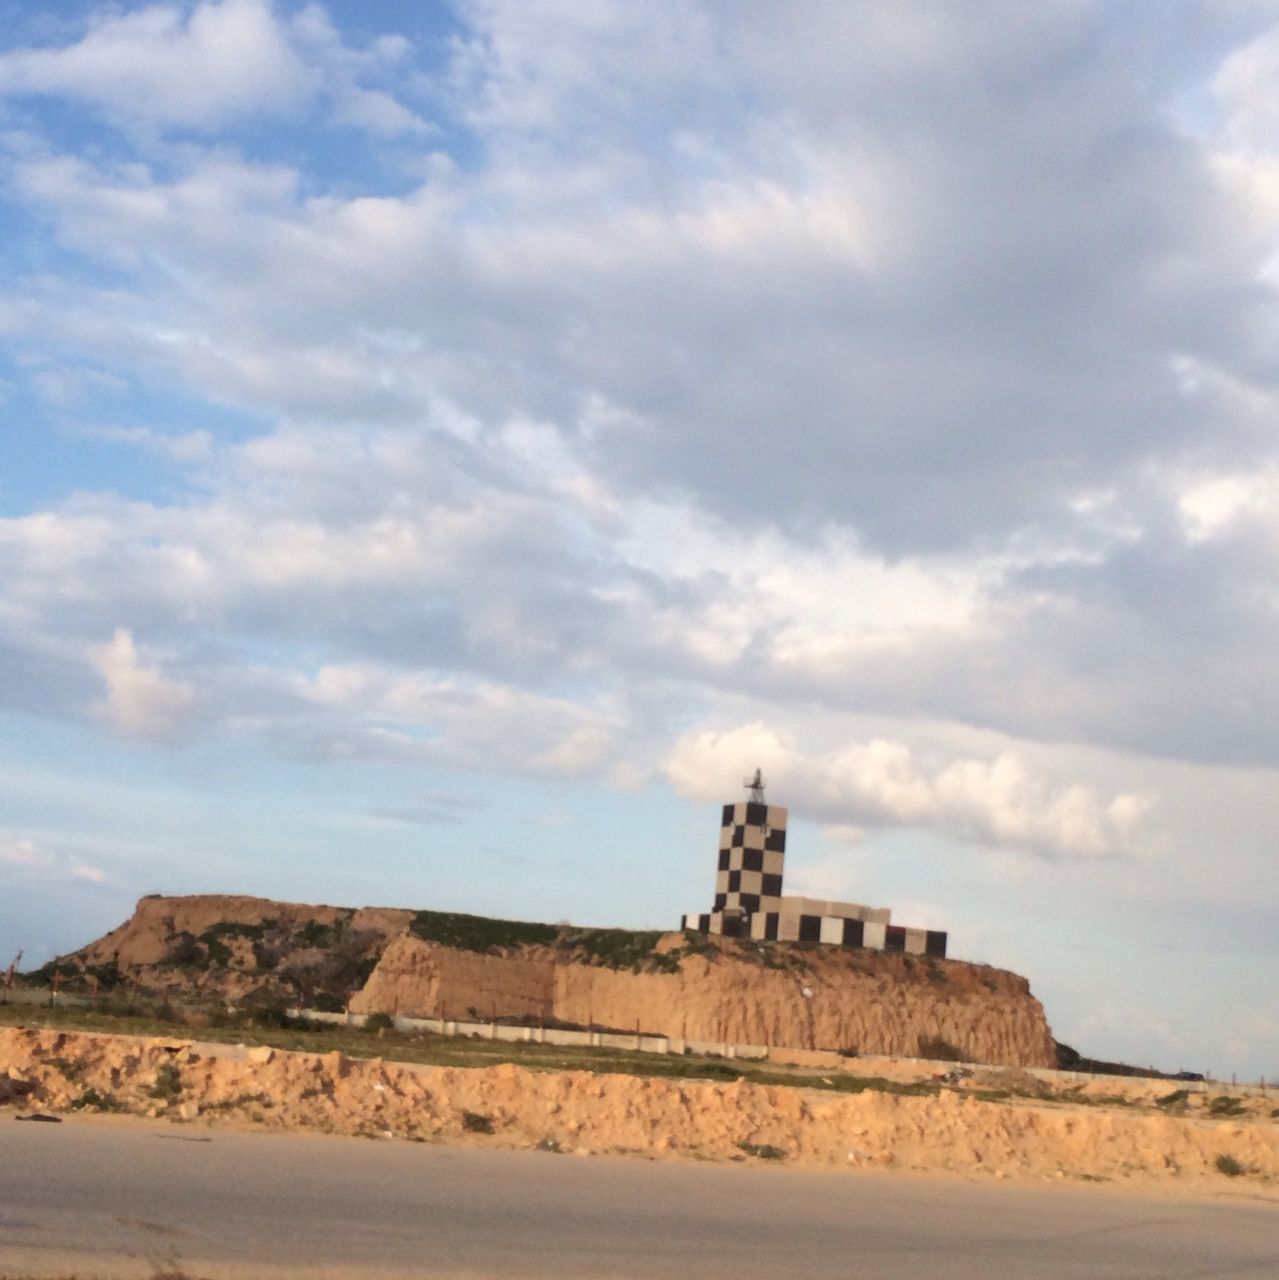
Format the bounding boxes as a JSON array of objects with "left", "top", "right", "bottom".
[{"left": 714, "top": 770, "right": 787, "bottom": 929}]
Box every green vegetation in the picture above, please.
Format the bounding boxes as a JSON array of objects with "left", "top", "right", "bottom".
[
  {"left": 1155, "top": 1089, "right": 1190, "bottom": 1108},
  {"left": 196, "top": 920, "right": 276, "bottom": 969},
  {"left": 462, "top": 1110, "right": 495, "bottom": 1134},
  {"left": 407, "top": 909, "right": 708, "bottom": 973},
  {"left": 737, "top": 1141, "right": 786, "bottom": 1160},
  {"left": 201, "top": 936, "right": 232, "bottom": 968},
  {"left": 567, "top": 928, "right": 669, "bottom": 971},
  {"left": 363, "top": 1011, "right": 395, "bottom": 1033},
  {"left": 1215, "top": 1154, "right": 1245, "bottom": 1177},
  {"left": 294, "top": 919, "right": 342, "bottom": 949},
  {"left": 71, "top": 1087, "right": 124, "bottom": 1113},
  {"left": 1208, "top": 1095, "right": 1247, "bottom": 1118},
  {"left": 1061, "top": 1090, "right": 1133, "bottom": 1109},
  {"left": 204, "top": 920, "right": 272, "bottom": 943},
  {"left": 409, "top": 908, "right": 559, "bottom": 953},
  {"left": 147, "top": 1062, "right": 183, "bottom": 1102},
  {"left": 204, "top": 1091, "right": 268, "bottom": 1111},
  {"left": 48, "top": 1056, "right": 83, "bottom": 1081},
  {"left": 966, "top": 1089, "right": 1011, "bottom": 1104}
]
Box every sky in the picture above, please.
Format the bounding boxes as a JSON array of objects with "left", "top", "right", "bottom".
[{"left": 1, "top": 0, "right": 1277, "bottom": 1079}]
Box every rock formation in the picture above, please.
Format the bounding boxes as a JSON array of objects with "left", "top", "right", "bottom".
[
  {"left": 46, "top": 895, "right": 1057, "bottom": 1067},
  {"left": 54, "top": 894, "right": 412, "bottom": 1006},
  {"left": 352, "top": 931, "right": 1058, "bottom": 1068}
]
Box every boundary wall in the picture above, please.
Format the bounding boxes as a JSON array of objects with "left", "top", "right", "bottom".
[{"left": 291, "top": 1007, "right": 773, "bottom": 1060}]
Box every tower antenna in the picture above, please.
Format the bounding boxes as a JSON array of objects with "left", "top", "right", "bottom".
[{"left": 743, "top": 768, "right": 766, "bottom": 805}]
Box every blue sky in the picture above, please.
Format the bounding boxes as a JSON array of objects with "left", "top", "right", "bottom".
[{"left": 1, "top": 0, "right": 1278, "bottom": 1078}]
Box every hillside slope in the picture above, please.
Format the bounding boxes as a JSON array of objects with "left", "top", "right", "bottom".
[
  {"left": 54, "top": 894, "right": 412, "bottom": 1007},
  {"left": 44, "top": 894, "right": 1057, "bottom": 1067}
]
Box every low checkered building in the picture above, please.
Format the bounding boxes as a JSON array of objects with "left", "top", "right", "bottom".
[{"left": 682, "top": 783, "right": 947, "bottom": 958}]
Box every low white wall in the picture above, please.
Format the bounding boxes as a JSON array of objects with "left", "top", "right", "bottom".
[{"left": 291, "top": 1007, "right": 769, "bottom": 1061}]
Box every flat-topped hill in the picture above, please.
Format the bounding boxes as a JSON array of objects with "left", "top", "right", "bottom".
[{"left": 37, "top": 894, "right": 1057, "bottom": 1067}]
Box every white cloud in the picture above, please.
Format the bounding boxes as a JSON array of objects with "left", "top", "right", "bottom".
[
  {"left": 0, "top": 835, "right": 106, "bottom": 885},
  {"left": 0, "top": 0, "right": 316, "bottom": 129},
  {"left": 0, "top": 0, "right": 426, "bottom": 137},
  {"left": 0, "top": 836, "right": 43, "bottom": 869},
  {"left": 664, "top": 724, "right": 1151, "bottom": 859},
  {"left": 88, "top": 628, "right": 195, "bottom": 740}
]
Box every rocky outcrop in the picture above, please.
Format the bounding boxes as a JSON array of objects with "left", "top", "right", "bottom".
[
  {"left": 352, "top": 932, "right": 1058, "bottom": 1068},
  {"left": 57, "top": 894, "right": 413, "bottom": 1005}
]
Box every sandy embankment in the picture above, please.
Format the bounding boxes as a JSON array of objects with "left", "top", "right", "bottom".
[{"left": 1, "top": 1027, "right": 1276, "bottom": 1196}]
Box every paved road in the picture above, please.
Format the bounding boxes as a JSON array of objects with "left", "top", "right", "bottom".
[{"left": 1, "top": 1120, "right": 1275, "bottom": 1279}]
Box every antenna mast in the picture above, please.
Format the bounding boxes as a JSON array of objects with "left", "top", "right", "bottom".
[{"left": 743, "top": 768, "right": 766, "bottom": 805}]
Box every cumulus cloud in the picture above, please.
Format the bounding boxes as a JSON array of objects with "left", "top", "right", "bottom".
[
  {"left": 88, "top": 629, "right": 195, "bottom": 741},
  {"left": 664, "top": 724, "right": 1150, "bottom": 859},
  {"left": 0, "top": 3, "right": 1275, "bottom": 828},
  {"left": 0, "top": 0, "right": 425, "bottom": 135},
  {"left": 0, "top": 0, "right": 316, "bottom": 128}
]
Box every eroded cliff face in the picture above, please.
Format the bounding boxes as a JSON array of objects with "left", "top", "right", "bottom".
[
  {"left": 349, "top": 934, "right": 557, "bottom": 1023},
  {"left": 352, "top": 933, "right": 1058, "bottom": 1068}
]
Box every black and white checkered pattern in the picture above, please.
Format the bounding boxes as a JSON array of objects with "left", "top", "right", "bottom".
[
  {"left": 714, "top": 799, "right": 787, "bottom": 918},
  {"left": 684, "top": 795, "right": 948, "bottom": 958}
]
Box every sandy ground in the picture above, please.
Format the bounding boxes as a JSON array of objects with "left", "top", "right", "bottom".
[{"left": 1, "top": 1026, "right": 1276, "bottom": 1200}]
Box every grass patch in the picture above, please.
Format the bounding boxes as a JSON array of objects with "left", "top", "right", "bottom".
[
  {"left": 462, "top": 1110, "right": 494, "bottom": 1134},
  {"left": 567, "top": 928, "right": 674, "bottom": 972},
  {"left": 363, "top": 1011, "right": 395, "bottom": 1034},
  {"left": 1209, "top": 1095, "right": 1247, "bottom": 1118},
  {"left": 1156, "top": 1089, "right": 1190, "bottom": 1108},
  {"left": 966, "top": 1089, "right": 1011, "bottom": 1104},
  {"left": 1058, "top": 1090, "right": 1133, "bottom": 1108},
  {"left": 48, "top": 1056, "right": 83, "bottom": 1081},
  {"left": 409, "top": 909, "right": 558, "bottom": 953},
  {"left": 294, "top": 919, "right": 341, "bottom": 949},
  {"left": 204, "top": 1091, "right": 267, "bottom": 1111},
  {"left": 147, "top": 1062, "right": 183, "bottom": 1101},
  {"left": 737, "top": 1141, "right": 786, "bottom": 1160},
  {"left": 198, "top": 920, "right": 275, "bottom": 969},
  {"left": 1216, "top": 1153, "right": 1246, "bottom": 1177},
  {"left": 71, "top": 1087, "right": 125, "bottom": 1113}
]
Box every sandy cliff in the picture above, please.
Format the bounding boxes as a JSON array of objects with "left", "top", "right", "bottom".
[
  {"left": 62, "top": 894, "right": 413, "bottom": 1005},
  {"left": 352, "top": 932, "right": 1058, "bottom": 1068},
  {"left": 51, "top": 895, "right": 1056, "bottom": 1067}
]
